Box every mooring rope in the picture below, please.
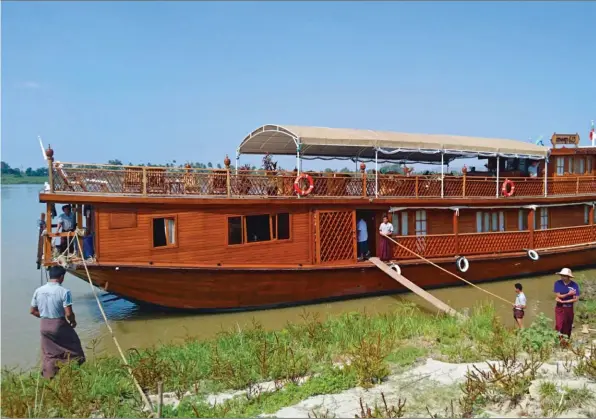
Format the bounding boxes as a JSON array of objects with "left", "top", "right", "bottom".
[
  {"left": 71, "top": 235, "right": 155, "bottom": 413},
  {"left": 384, "top": 235, "right": 513, "bottom": 306}
]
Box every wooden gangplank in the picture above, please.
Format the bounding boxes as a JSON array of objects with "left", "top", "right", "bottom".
[{"left": 369, "top": 257, "right": 464, "bottom": 319}]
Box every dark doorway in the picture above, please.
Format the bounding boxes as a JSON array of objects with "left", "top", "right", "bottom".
[{"left": 355, "top": 210, "right": 377, "bottom": 260}]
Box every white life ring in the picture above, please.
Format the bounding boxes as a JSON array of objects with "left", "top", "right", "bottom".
[
  {"left": 456, "top": 256, "right": 470, "bottom": 273},
  {"left": 389, "top": 263, "right": 401, "bottom": 275},
  {"left": 527, "top": 249, "right": 539, "bottom": 261}
]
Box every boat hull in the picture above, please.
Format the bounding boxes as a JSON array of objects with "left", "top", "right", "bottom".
[{"left": 69, "top": 246, "right": 596, "bottom": 312}]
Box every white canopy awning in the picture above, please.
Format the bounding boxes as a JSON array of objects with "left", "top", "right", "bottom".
[{"left": 238, "top": 124, "right": 549, "bottom": 163}]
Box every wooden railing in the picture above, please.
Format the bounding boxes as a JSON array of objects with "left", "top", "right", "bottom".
[
  {"left": 49, "top": 162, "right": 596, "bottom": 199},
  {"left": 391, "top": 225, "right": 595, "bottom": 260}
]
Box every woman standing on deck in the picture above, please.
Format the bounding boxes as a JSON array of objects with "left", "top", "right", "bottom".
[{"left": 378, "top": 215, "right": 394, "bottom": 261}]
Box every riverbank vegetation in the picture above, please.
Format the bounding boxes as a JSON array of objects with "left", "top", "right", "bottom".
[
  {"left": 1, "top": 162, "right": 48, "bottom": 184},
  {"left": 2, "top": 275, "right": 596, "bottom": 418}
]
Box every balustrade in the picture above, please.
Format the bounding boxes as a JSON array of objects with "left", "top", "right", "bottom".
[
  {"left": 391, "top": 225, "right": 595, "bottom": 260},
  {"left": 50, "top": 163, "right": 596, "bottom": 199}
]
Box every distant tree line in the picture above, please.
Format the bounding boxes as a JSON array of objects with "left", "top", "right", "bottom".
[
  {"left": 2, "top": 159, "right": 434, "bottom": 176},
  {"left": 1, "top": 161, "right": 48, "bottom": 177}
]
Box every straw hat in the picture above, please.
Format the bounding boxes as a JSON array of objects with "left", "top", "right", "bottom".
[{"left": 556, "top": 267, "right": 574, "bottom": 278}]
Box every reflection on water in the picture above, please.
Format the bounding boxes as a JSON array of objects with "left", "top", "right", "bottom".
[{"left": 2, "top": 185, "right": 595, "bottom": 369}]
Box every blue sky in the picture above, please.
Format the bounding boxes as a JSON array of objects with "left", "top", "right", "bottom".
[{"left": 2, "top": 1, "right": 595, "bottom": 171}]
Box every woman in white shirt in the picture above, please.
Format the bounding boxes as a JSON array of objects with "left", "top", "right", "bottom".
[{"left": 378, "top": 215, "right": 394, "bottom": 261}]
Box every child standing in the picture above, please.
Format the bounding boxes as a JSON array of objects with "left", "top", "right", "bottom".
[{"left": 513, "top": 283, "right": 526, "bottom": 329}]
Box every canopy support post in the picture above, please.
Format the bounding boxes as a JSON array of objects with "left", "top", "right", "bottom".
[
  {"left": 235, "top": 148, "right": 240, "bottom": 174},
  {"left": 440, "top": 151, "right": 444, "bottom": 198},
  {"left": 543, "top": 157, "right": 548, "bottom": 197},
  {"left": 496, "top": 155, "right": 500, "bottom": 198},
  {"left": 375, "top": 149, "right": 379, "bottom": 197},
  {"left": 293, "top": 138, "right": 301, "bottom": 175}
]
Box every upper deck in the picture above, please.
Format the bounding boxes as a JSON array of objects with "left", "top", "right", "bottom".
[
  {"left": 47, "top": 162, "right": 596, "bottom": 200},
  {"left": 42, "top": 125, "right": 596, "bottom": 202}
]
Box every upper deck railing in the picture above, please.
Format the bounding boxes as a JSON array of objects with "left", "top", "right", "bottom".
[{"left": 48, "top": 162, "right": 596, "bottom": 199}]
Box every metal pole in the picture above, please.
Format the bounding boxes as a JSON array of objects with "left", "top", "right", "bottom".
[
  {"left": 543, "top": 157, "right": 548, "bottom": 197},
  {"left": 235, "top": 149, "right": 239, "bottom": 174},
  {"left": 496, "top": 155, "right": 500, "bottom": 198},
  {"left": 440, "top": 151, "right": 444, "bottom": 198},
  {"left": 375, "top": 149, "right": 379, "bottom": 197},
  {"left": 296, "top": 142, "right": 300, "bottom": 175}
]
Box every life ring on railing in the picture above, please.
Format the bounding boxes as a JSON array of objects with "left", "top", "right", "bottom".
[
  {"left": 389, "top": 263, "right": 401, "bottom": 275},
  {"left": 293, "top": 173, "right": 314, "bottom": 196},
  {"left": 527, "top": 249, "right": 539, "bottom": 261},
  {"left": 501, "top": 179, "right": 515, "bottom": 197},
  {"left": 456, "top": 256, "right": 470, "bottom": 273}
]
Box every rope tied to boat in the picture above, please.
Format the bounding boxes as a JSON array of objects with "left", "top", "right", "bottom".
[
  {"left": 384, "top": 235, "right": 513, "bottom": 306},
  {"left": 71, "top": 235, "right": 155, "bottom": 414}
]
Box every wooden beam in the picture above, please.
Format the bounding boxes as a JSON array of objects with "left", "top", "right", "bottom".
[
  {"left": 369, "top": 257, "right": 464, "bottom": 319},
  {"left": 453, "top": 211, "right": 459, "bottom": 255},
  {"left": 528, "top": 209, "right": 535, "bottom": 249}
]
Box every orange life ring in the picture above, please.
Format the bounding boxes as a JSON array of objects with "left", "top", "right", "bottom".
[
  {"left": 501, "top": 179, "right": 515, "bottom": 197},
  {"left": 293, "top": 173, "right": 314, "bottom": 196}
]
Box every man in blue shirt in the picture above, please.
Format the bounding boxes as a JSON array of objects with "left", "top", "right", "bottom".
[
  {"left": 357, "top": 217, "right": 370, "bottom": 260},
  {"left": 30, "top": 266, "right": 85, "bottom": 378},
  {"left": 553, "top": 267, "right": 580, "bottom": 340},
  {"left": 57, "top": 204, "right": 76, "bottom": 255}
]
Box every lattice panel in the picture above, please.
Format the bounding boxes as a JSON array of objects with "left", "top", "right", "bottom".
[
  {"left": 509, "top": 179, "right": 543, "bottom": 197},
  {"left": 534, "top": 226, "right": 596, "bottom": 249},
  {"left": 459, "top": 232, "right": 530, "bottom": 255},
  {"left": 465, "top": 178, "right": 496, "bottom": 197},
  {"left": 578, "top": 177, "right": 596, "bottom": 194},
  {"left": 316, "top": 211, "right": 355, "bottom": 263},
  {"left": 377, "top": 176, "right": 416, "bottom": 197},
  {"left": 443, "top": 177, "right": 463, "bottom": 197},
  {"left": 417, "top": 176, "right": 442, "bottom": 197},
  {"left": 392, "top": 235, "right": 456, "bottom": 259},
  {"left": 549, "top": 179, "right": 577, "bottom": 196}
]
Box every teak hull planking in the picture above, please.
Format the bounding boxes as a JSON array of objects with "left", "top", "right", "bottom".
[{"left": 68, "top": 245, "right": 596, "bottom": 311}]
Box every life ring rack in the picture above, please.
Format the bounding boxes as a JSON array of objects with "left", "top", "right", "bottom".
[
  {"left": 501, "top": 179, "right": 515, "bottom": 197},
  {"left": 293, "top": 173, "right": 314, "bottom": 196},
  {"left": 527, "top": 249, "right": 539, "bottom": 261},
  {"left": 456, "top": 256, "right": 470, "bottom": 273}
]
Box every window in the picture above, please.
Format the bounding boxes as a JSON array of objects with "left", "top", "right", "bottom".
[
  {"left": 228, "top": 216, "right": 243, "bottom": 245},
  {"left": 568, "top": 157, "right": 575, "bottom": 174},
  {"left": 556, "top": 157, "right": 564, "bottom": 175},
  {"left": 152, "top": 217, "right": 176, "bottom": 248},
  {"left": 540, "top": 208, "right": 549, "bottom": 230},
  {"left": 401, "top": 212, "right": 409, "bottom": 236},
  {"left": 227, "top": 213, "right": 291, "bottom": 245},
  {"left": 518, "top": 209, "right": 536, "bottom": 231},
  {"left": 588, "top": 157, "right": 593, "bottom": 175},
  {"left": 415, "top": 210, "right": 427, "bottom": 236},
  {"left": 585, "top": 205, "right": 591, "bottom": 225},
  {"left": 476, "top": 211, "right": 505, "bottom": 232},
  {"left": 577, "top": 158, "right": 585, "bottom": 175}
]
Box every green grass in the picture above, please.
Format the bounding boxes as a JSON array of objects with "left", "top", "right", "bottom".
[
  {"left": 0, "top": 298, "right": 591, "bottom": 418},
  {"left": 1, "top": 174, "right": 47, "bottom": 184}
]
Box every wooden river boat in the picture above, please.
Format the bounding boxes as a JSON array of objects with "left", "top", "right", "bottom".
[{"left": 37, "top": 125, "right": 596, "bottom": 311}]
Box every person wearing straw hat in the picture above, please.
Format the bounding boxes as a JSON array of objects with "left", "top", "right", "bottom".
[{"left": 553, "top": 267, "right": 580, "bottom": 339}]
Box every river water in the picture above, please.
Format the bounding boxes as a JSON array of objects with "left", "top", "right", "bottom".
[{"left": 2, "top": 184, "right": 594, "bottom": 369}]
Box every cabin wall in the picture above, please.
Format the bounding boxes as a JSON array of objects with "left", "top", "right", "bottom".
[{"left": 96, "top": 206, "right": 312, "bottom": 266}]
